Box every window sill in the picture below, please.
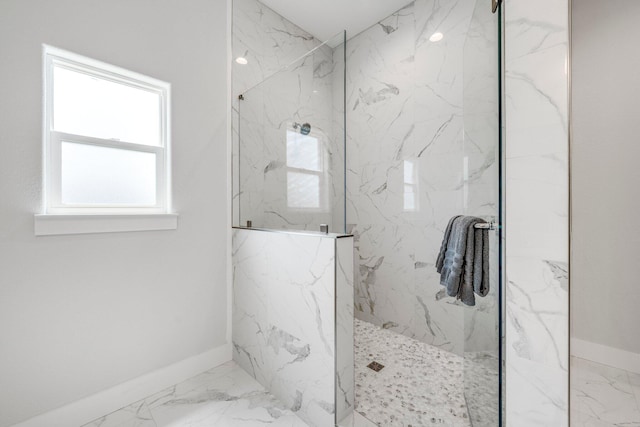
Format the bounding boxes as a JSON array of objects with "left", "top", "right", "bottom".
[{"left": 34, "top": 213, "right": 178, "bottom": 236}]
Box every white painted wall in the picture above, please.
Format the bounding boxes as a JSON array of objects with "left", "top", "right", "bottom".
[
  {"left": 0, "top": 1, "right": 230, "bottom": 426},
  {"left": 572, "top": 0, "right": 640, "bottom": 356}
]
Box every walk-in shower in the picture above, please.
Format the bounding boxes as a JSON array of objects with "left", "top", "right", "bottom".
[{"left": 231, "top": 0, "right": 502, "bottom": 425}]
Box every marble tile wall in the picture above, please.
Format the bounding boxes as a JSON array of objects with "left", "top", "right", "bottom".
[
  {"left": 504, "top": 0, "right": 570, "bottom": 425},
  {"left": 232, "top": 0, "right": 345, "bottom": 233},
  {"left": 336, "top": 236, "right": 355, "bottom": 424},
  {"left": 346, "top": 0, "right": 499, "bottom": 358},
  {"left": 232, "top": 228, "right": 354, "bottom": 427},
  {"left": 231, "top": 0, "right": 321, "bottom": 97},
  {"left": 232, "top": 0, "right": 320, "bottom": 228}
]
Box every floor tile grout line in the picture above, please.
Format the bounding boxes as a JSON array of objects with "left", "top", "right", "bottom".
[
  {"left": 142, "top": 400, "right": 159, "bottom": 427},
  {"left": 624, "top": 369, "right": 640, "bottom": 415}
]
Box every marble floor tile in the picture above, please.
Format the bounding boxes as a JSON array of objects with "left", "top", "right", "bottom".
[
  {"left": 82, "top": 400, "right": 155, "bottom": 427},
  {"left": 353, "top": 412, "right": 378, "bottom": 427},
  {"left": 571, "top": 356, "right": 640, "bottom": 426},
  {"left": 83, "top": 361, "right": 309, "bottom": 427},
  {"left": 354, "top": 319, "right": 471, "bottom": 427},
  {"left": 338, "top": 411, "right": 378, "bottom": 427},
  {"left": 626, "top": 371, "right": 640, "bottom": 412},
  {"left": 572, "top": 411, "right": 628, "bottom": 427},
  {"left": 147, "top": 362, "right": 308, "bottom": 427}
]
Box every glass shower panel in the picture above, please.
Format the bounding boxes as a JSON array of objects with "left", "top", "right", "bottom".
[
  {"left": 344, "top": 0, "right": 501, "bottom": 424},
  {"left": 462, "top": 1, "right": 501, "bottom": 426},
  {"left": 237, "top": 32, "right": 346, "bottom": 233}
]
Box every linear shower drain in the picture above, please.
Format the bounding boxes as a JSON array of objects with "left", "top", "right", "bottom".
[{"left": 367, "top": 361, "right": 385, "bottom": 372}]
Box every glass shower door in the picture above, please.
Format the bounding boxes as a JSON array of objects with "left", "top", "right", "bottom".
[{"left": 462, "top": 1, "right": 501, "bottom": 425}]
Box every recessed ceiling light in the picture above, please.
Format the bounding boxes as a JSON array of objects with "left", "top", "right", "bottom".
[
  {"left": 429, "top": 32, "right": 444, "bottom": 42},
  {"left": 235, "top": 57, "right": 248, "bottom": 65}
]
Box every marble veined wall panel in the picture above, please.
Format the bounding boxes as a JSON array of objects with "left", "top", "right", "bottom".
[
  {"left": 232, "top": 228, "right": 354, "bottom": 427},
  {"left": 504, "top": 0, "right": 570, "bottom": 424},
  {"left": 336, "top": 236, "right": 355, "bottom": 423},
  {"left": 346, "top": 0, "right": 499, "bottom": 357}
]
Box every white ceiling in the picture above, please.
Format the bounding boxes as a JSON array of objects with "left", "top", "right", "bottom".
[{"left": 259, "top": 0, "right": 414, "bottom": 43}]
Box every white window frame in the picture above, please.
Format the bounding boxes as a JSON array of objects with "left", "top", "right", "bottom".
[{"left": 42, "top": 45, "right": 172, "bottom": 215}]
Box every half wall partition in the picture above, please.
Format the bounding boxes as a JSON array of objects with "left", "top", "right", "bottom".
[{"left": 232, "top": 29, "right": 352, "bottom": 427}]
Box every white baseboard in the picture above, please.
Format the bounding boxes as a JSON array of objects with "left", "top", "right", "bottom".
[
  {"left": 11, "top": 343, "right": 232, "bottom": 427},
  {"left": 572, "top": 338, "right": 640, "bottom": 374}
]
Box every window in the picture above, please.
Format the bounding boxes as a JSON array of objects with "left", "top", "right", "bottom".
[
  {"left": 403, "top": 159, "right": 419, "bottom": 211},
  {"left": 286, "top": 129, "right": 328, "bottom": 210},
  {"left": 42, "top": 45, "right": 171, "bottom": 215}
]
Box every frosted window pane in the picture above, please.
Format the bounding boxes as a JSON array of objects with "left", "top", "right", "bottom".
[
  {"left": 53, "top": 66, "right": 161, "bottom": 146},
  {"left": 404, "top": 160, "right": 415, "bottom": 184},
  {"left": 404, "top": 191, "right": 416, "bottom": 211},
  {"left": 287, "top": 172, "right": 320, "bottom": 208},
  {"left": 61, "top": 142, "right": 156, "bottom": 205},
  {"left": 287, "top": 131, "right": 321, "bottom": 171},
  {"left": 404, "top": 183, "right": 418, "bottom": 211}
]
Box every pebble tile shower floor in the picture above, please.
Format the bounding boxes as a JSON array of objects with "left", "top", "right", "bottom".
[{"left": 354, "top": 319, "right": 471, "bottom": 427}]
